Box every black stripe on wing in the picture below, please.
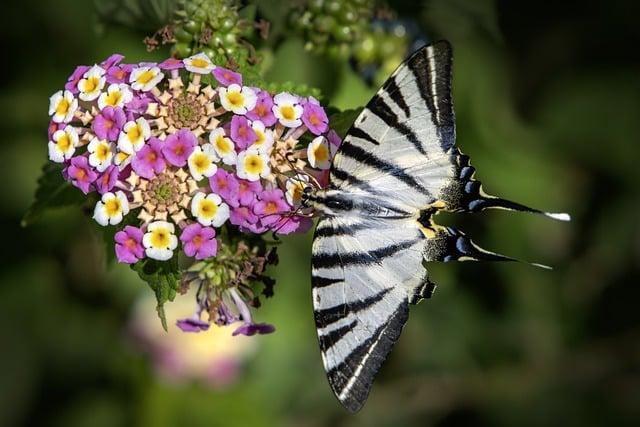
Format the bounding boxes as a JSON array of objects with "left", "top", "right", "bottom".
[
  {"left": 311, "top": 238, "right": 421, "bottom": 269},
  {"left": 314, "top": 288, "right": 391, "bottom": 328},
  {"left": 326, "top": 302, "right": 409, "bottom": 413},
  {"left": 318, "top": 319, "right": 358, "bottom": 353}
]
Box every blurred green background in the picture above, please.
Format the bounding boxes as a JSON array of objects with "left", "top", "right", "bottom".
[{"left": 1, "top": 0, "right": 639, "bottom": 426}]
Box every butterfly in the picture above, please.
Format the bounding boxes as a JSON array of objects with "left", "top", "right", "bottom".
[{"left": 300, "top": 40, "right": 570, "bottom": 413}]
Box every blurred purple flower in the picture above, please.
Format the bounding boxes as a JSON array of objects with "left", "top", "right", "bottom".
[
  {"left": 230, "top": 115, "right": 257, "bottom": 150},
  {"left": 65, "top": 156, "right": 97, "bottom": 194},
  {"left": 176, "top": 315, "right": 210, "bottom": 332},
  {"left": 213, "top": 67, "right": 242, "bottom": 86},
  {"left": 246, "top": 90, "right": 276, "bottom": 126},
  {"left": 209, "top": 168, "right": 240, "bottom": 208},
  {"left": 132, "top": 137, "right": 166, "bottom": 179},
  {"left": 115, "top": 225, "right": 145, "bottom": 264},
  {"left": 162, "top": 128, "right": 197, "bottom": 167},
  {"left": 302, "top": 97, "right": 329, "bottom": 135},
  {"left": 92, "top": 106, "right": 126, "bottom": 141},
  {"left": 180, "top": 223, "right": 218, "bottom": 260},
  {"left": 232, "top": 323, "right": 275, "bottom": 336}
]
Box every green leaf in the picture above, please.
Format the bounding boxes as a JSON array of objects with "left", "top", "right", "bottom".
[
  {"left": 131, "top": 257, "right": 182, "bottom": 331},
  {"left": 328, "top": 107, "right": 363, "bottom": 139},
  {"left": 22, "top": 163, "right": 86, "bottom": 227}
]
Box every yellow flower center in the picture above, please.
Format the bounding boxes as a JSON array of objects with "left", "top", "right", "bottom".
[
  {"left": 191, "top": 58, "right": 210, "bottom": 68},
  {"left": 127, "top": 125, "right": 141, "bottom": 141},
  {"left": 150, "top": 229, "right": 170, "bottom": 248},
  {"left": 105, "top": 90, "right": 122, "bottom": 106},
  {"left": 244, "top": 154, "right": 263, "bottom": 174},
  {"left": 84, "top": 76, "right": 99, "bottom": 92},
  {"left": 104, "top": 198, "right": 121, "bottom": 217},
  {"left": 309, "top": 113, "right": 321, "bottom": 125},
  {"left": 198, "top": 199, "right": 218, "bottom": 219},
  {"left": 193, "top": 153, "right": 210, "bottom": 171},
  {"left": 57, "top": 134, "right": 71, "bottom": 151},
  {"left": 136, "top": 70, "right": 155, "bottom": 85},
  {"left": 280, "top": 105, "right": 295, "bottom": 120},
  {"left": 56, "top": 99, "right": 70, "bottom": 115},
  {"left": 255, "top": 130, "right": 265, "bottom": 145},
  {"left": 313, "top": 144, "right": 329, "bottom": 162},
  {"left": 215, "top": 136, "right": 231, "bottom": 154},
  {"left": 227, "top": 91, "right": 244, "bottom": 107},
  {"left": 115, "top": 152, "right": 129, "bottom": 164},
  {"left": 97, "top": 143, "right": 110, "bottom": 161},
  {"left": 265, "top": 201, "right": 278, "bottom": 214},
  {"left": 291, "top": 183, "right": 304, "bottom": 203}
]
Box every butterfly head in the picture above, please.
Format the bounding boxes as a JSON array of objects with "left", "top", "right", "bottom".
[{"left": 302, "top": 188, "right": 355, "bottom": 216}]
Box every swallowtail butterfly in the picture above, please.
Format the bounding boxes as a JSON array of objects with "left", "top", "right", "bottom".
[{"left": 301, "top": 40, "right": 570, "bottom": 412}]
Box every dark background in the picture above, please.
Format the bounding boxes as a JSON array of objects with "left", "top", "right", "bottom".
[{"left": 1, "top": 0, "right": 639, "bottom": 426}]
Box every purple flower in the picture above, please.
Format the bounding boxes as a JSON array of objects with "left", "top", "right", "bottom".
[
  {"left": 209, "top": 169, "right": 240, "bottom": 208},
  {"left": 162, "top": 128, "right": 197, "bottom": 167},
  {"left": 95, "top": 165, "right": 119, "bottom": 194},
  {"left": 100, "top": 53, "right": 124, "bottom": 69},
  {"left": 125, "top": 94, "right": 152, "bottom": 117},
  {"left": 106, "top": 63, "right": 134, "bottom": 84},
  {"left": 48, "top": 121, "right": 63, "bottom": 140},
  {"left": 229, "top": 206, "right": 265, "bottom": 233},
  {"left": 158, "top": 57, "right": 184, "bottom": 70},
  {"left": 326, "top": 129, "right": 342, "bottom": 147},
  {"left": 272, "top": 215, "right": 313, "bottom": 235},
  {"left": 213, "top": 67, "right": 242, "bottom": 86},
  {"left": 253, "top": 189, "right": 289, "bottom": 226},
  {"left": 237, "top": 178, "right": 262, "bottom": 206},
  {"left": 132, "top": 137, "right": 166, "bottom": 179},
  {"left": 232, "top": 323, "right": 275, "bottom": 336},
  {"left": 302, "top": 97, "right": 329, "bottom": 135},
  {"left": 114, "top": 226, "right": 144, "bottom": 264},
  {"left": 176, "top": 316, "right": 210, "bottom": 332},
  {"left": 229, "top": 115, "right": 257, "bottom": 150},
  {"left": 65, "top": 65, "right": 90, "bottom": 94},
  {"left": 246, "top": 90, "right": 276, "bottom": 126},
  {"left": 65, "top": 156, "right": 97, "bottom": 194},
  {"left": 180, "top": 223, "right": 218, "bottom": 260},
  {"left": 92, "top": 106, "right": 126, "bottom": 141}
]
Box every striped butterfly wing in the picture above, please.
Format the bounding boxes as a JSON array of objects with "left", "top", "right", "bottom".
[{"left": 312, "top": 41, "right": 455, "bottom": 413}]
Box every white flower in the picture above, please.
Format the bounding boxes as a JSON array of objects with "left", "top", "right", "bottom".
[
  {"left": 208, "top": 128, "right": 237, "bottom": 165},
  {"left": 48, "top": 127, "right": 78, "bottom": 163},
  {"left": 285, "top": 174, "right": 310, "bottom": 207},
  {"left": 272, "top": 92, "right": 303, "bottom": 127},
  {"left": 87, "top": 137, "right": 115, "bottom": 172},
  {"left": 129, "top": 66, "right": 164, "bottom": 92},
  {"left": 250, "top": 120, "right": 274, "bottom": 153},
  {"left": 143, "top": 221, "right": 178, "bottom": 261},
  {"left": 236, "top": 148, "right": 271, "bottom": 181},
  {"left": 218, "top": 84, "right": 257, "bottom": 115},
  {"left": 307, "top": 135, "right": 336, "bottom": 170},
  {"left": 114, "top": 152, "right": 132, "bottom": 170},
  {"left": 48, "top": 90, "right": 78, "bottom": 123},
  {"left": 118, "top": 118, "right": 150, "bottom": 154},
  {"left": 183, "top": 53, "right": 215, "bottom": 74},
  {"left": 98, "top": 83, "right": 133, "bottom": 109},
  {"left": 188, "top": 144, "right": 218, "bottom": 181},
  {"left": 77, "top": 65, "right": 106, "bottom": 101},
  {"left": 191, "top": 192, "right": 229, "bottom": 227},
  {"left": 93, "top": 191, "right": 129, "bottom": 226}
]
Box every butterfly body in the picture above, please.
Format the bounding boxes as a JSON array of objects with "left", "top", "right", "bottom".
[{"left": 308, "top": 40, "right": 569, "bottom": 413}]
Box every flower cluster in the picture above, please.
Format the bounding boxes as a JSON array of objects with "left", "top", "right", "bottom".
[{"left": 48, "top": 52, "right": 339, "bottom": 334}]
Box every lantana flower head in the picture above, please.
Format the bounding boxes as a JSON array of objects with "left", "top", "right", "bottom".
[{"left": 46, "top": 53, "right": 340, "bottom": 339}]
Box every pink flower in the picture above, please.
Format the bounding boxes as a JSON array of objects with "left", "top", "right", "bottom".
[
  {"left": 180, "top": 223, "right": 218, "bottom": 260},
  {"left": 95, "top": 165, "right": 119, "bottom": 194},
  {"left": 92, "top": 106, "right": 126, "bottom": 141},
  {"left": 159, "top": 57, "right": 184, "bottom": 70},
  {"left": 229, "top": 206, "right": 266, "bottom": 233},
  {"left": 213, "top": 67, "right": 242, "bottom": 86},
  {"left": 162, "top": 128, "right": 197, "bottom": 167},
  {"left": 253, "top": 189, "right": 290, "bottom": 226},
  {"left": 209, "top": 169, "right": 240, "bottom": 208},
  {"left": 114, "top": 226, "right": 145, "bottom": 264},
  {"left": 326, "top": 128, "right": 342, "bottom": 147},
  {"left": 48, "top": 121, "right": 63, "bottom": 140},
  {"left": 229, "top": 115, "right": 257, "bottom": 150},
  {"left": 302, "top": 97, "right": 329, "bottom": 135},
  {"left": 237, "top": 178, "right": 262, "bottom": 206},
  {"left": 125, "top": 94, "right": 152, "bottom": 117},
  {"left": 272, "top": 215, "right": 313, "bottom": 235},
  {"left": 132, "top": 138, "right": 166, "bottom": 179},
  {"left": 65, "top": 156, "right": 97, "bottom": 194},
  {"left": 246, "top": 90, "right": 276, "bottom": 126},
  {"left": 100, "top": 53, "right": 124, "bottom": 69},
  {"left": 106, "top": 63, "right": 134, "bottom": 84},
  {"left": 65, "top": 65, "right": 90, "bottom": 94}
]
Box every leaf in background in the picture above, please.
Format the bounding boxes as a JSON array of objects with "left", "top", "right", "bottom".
[
  {"left": 131, "top": 257, "right": 182, "bottom": 331},
  {"left": 22, "top": 163, "right": 86, "bottom": 227},
  {"left": 328, "top": 107, "right": 363, "bottom": 139}
]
